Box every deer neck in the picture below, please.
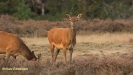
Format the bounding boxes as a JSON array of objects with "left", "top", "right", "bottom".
[
  {"left": 70, "top": 27, "right": 76, "bottom": 40},
  {"left": 21, "top": 44, "right": 34, "bottom": 60}
]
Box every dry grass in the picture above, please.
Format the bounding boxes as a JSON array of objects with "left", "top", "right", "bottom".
[
  {"left": 21, "top": 33, "right": 133, "bottom": 59},
  {"left": 1, "top": 33, "right": 133, "bottom": 75},
  {"left": 22, "top": 37, "right": 49, "bottom": 45},
  {"left": 22, "top": 33, "right": 133, "bottom": 45},
  {"left": 77, "top": 33, "right": 133, "bottom": 44}
]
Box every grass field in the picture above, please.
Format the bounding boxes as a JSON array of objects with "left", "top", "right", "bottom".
[
  {"left": 1, "top": 33, "right": 133, "bottom": 75},
  {"left": 21, "top": 33, "right": 133, "bottom": 59}
]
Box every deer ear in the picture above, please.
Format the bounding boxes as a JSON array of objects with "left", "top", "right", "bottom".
[
  {"left": 66, "top": 14, "right": 71, "bottom": 19},
  {"left": 77, "top": 13, "right": 82, "bottom": 20}
]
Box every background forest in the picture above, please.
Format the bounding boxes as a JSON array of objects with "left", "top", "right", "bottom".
[
  {"left": 1, "top": 0, "right": 133, "bottom": 37},
  {"left": 1, "top": 0, "right": 133, "bottom": 21}
]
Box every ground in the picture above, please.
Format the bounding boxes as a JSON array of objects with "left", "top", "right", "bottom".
[
  {"left": 1, "top": 33, "right": 133, "bottom": 75},
  {"left": 21, "top": 33, "right": 133, "bottom": 62}
]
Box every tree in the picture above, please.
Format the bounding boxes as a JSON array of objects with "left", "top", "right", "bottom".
[{"left": 13, "top": 0, "right": 33, "bottom": 20}]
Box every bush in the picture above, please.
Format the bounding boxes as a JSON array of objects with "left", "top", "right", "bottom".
[
  {"left": 1, "top": 53, "right": 133, "bottom": 75},
  {"left": 13, "top": 0, "right": 33, "bottom": 20},
  {"left": 1, "top": 15, "right": 133, "bottom": 37}
]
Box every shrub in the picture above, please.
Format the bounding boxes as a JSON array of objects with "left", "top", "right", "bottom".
[
  {"left": 13, "top": 0, "right": 33, "bottom": 20},
  {"left": 1, "top": 15, "right": 133, "bottom": 37},
  {"left": 1, "top": 54, "right": 133, "bottom": 75}
]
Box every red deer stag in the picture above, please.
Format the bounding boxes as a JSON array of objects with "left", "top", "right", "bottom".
[
  {"left": 0, "top": 31, "right": 37, "bottom": 61},
  {"left": 48, "top": 13, "right": 82, "bottom": 64}
]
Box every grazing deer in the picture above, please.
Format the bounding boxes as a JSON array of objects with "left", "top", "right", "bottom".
[
  {"left": 0, "top": 31, "right": 37, "bottom": 61},
  {"left": 48, "top": 13, "right": 82, "bottom": 64}
]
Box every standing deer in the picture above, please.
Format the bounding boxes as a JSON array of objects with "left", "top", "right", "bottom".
[
  {"left": 48, "top": 13, "right": 82, "bottom": 64},
  {"left": 0, "top": 31, "right": 37, "bottom": 61}
]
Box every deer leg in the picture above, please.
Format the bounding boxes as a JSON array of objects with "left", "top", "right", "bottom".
[
  {"left": 5, "top": 51, "right": 11, "bottom": 60},
  {"left": 63, "top": 48, "right": 67, "bottom": 64},
  {"left": 50, "top": 44, "right": 55, "bottom": 63},
  {"left": 54, "top": 49, "right": 60, "bottom": 62},
  {"left": 12, "top": 55, "right": 16, "bottom": 59},
  {"left": 3, "top": 51, "right": 11, "bottom": 66},
  {"left": 69, "top": 48, "right": 73, "bottom": 63}
]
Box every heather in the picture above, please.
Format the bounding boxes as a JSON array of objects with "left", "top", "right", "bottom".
[
  {"left": 1, "top": 15, "right": 133, "bottom": 37},
  {"left": 1, "top": 52, "right": 133, "bottom": 75}
]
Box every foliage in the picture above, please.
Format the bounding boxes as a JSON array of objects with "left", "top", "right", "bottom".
[
  {"left": 0, "top": 0, "right": 133, "bottom": 20},
  {"left": 12, "top": 0, "right": 33, "bottom": 20}
]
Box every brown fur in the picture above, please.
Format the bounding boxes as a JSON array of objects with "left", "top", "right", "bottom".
[
  {"left": 0, "top": 31, "right": 37, "bottom": 61},
  {"left": 48, "top": 13, "right": 82, "bottom": 64}
]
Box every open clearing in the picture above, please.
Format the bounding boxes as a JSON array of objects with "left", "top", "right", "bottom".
[
  {"left": 1, "top": 33, "right": 133, "bottom": 75},
  {"left": 19, "top": 33, "right": 133, "bottom": 62}
]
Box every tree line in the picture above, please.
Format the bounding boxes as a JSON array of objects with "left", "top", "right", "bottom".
[{"left": 0, "top": 0, "right": 133, "bottom": 21}]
